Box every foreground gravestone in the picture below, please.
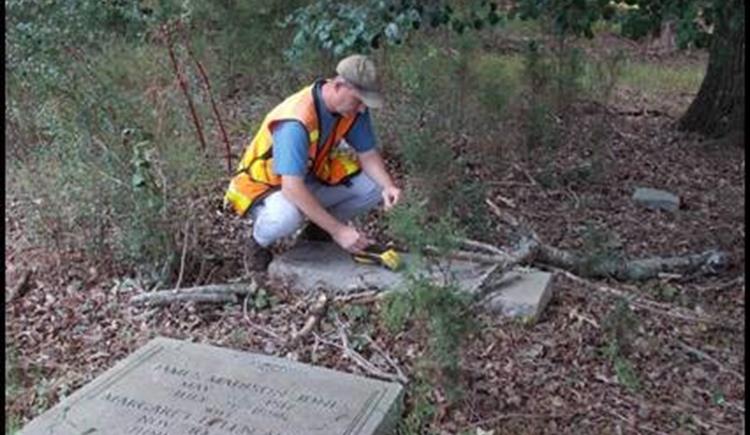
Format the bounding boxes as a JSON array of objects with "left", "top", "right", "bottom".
[
  {"left": 268, "top": 241, "right": 498, "bottom": 295},
  {"left": 19, "top": 337, "right": 403, "bottom": 435}
]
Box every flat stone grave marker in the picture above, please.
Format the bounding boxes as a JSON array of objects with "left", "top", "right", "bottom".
[
  {"left": 268, "top": 241, "right": 498, "bottom": 295},
  {"left": 19, "top": 336, "right": 403, "bottom": 435},
  {"left": 480, "top": 269, "right": 554, "bottom": 323},
  {"left": 632, "top": 187, "right": 681, "bottom": 212}
]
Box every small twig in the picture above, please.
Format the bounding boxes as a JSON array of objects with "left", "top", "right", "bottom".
[
  {"left": 360, "top": 335, "right": 408, "bottom": 384},
  {"left": 311, "top": 334, "right": 321, "bottom": 364},
  {"left": 676, "top": 340, "right": 744, "bottom": 383},
  {"left": 242, "top": 293, "right": 284, "bottom": 342},
  {"left": 330, "top": 316, "right": 407, "bottom": 384},
  {"left": 288, "top": 292, "right": 328, "bottom": 346},
  {"left": 485, "top": 198, "right": 519, "bottom": 226},
  {"left": 566, "top": 186, "right": 580, "bottom": 209},
  {"left": 512, "top": 163, "right": 549, "bottom": 197},
  {"left": 8, "top": 268, "right": 33, "bottom": 302},
  {"left": 174, "top": 219, "right": 192, "bottom": 290},
  {"left": 568, "top": 307, "right": 600, "bottom": 328},
  {"left": 693, "top": 275, "right": 745, "bottom": 292},
  {"left": 495, "top": 194, "right": 517, "bottom": 208},
  {"left": 464, "top": 412, "right": 566, "bottom": 431}
]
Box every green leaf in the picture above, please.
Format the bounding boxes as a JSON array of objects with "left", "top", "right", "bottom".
[
  {"left": 254, "top": 288, "right": 269, "bottom": 310},
  {"left": 131, "top": 171, "right": 145, "bottom": 188},
  {"left": 712, "top": 389, "right": 726, "bottom": 405}
]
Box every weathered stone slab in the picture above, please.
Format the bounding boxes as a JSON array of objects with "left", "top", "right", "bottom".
[
  {"left": 482, "top": 269, "right": 554, "bottom": 323},
  {"left": 268, "top": 241, "right": 498, "bottom": 295},
  {"left": 19, "top": 336, "right": 403, "bottom": 435},
  {"left": 632, "top": 187, "right": 680, "bottom": 212}
]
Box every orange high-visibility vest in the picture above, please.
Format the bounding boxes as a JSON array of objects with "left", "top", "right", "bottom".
[{"left": 224, "top": 81, "right": 361, "bottom": 216}]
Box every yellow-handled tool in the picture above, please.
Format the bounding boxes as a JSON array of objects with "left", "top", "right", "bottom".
[{"left": 352, "top": 244, "right": 402, "bottom": 271}]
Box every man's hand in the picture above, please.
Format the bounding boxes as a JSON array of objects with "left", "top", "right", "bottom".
[
  {"left": 358, "top": 150, "right": 401, "bottom": 211},
  {"left": 381, "top": 185, "right": 402, "bottom": 211},
  {"left": 333, "top": 226, "right": 372, "bottom": 253}
]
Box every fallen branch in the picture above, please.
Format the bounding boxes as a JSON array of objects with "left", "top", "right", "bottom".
[
  {"left": 444, "top": 249, "right": 510, "bottom": 264},
  {"left": 537, "top": 244, "right": 729, "bottom": 281},
  {"left": 480, "top": 209, "right": 730, "bottom": 282},
  {"left": 321, "top": 316, "right": 408, "bottom": 384},
  {"left": 129, "top": 283, "right": 257, "bottom": 307},
  {"left": 131, "top": 292, "right": 236, "bottom": 307},
  {"left": 8, "top": 268, "right": 33, "bottom": 302},
  {"left": 287, "top": 292, "right": 328, "bottom": 346},
  {"left": 332, "top": 290, "right": 386, "bottom": 305},
  {"left": 454, "top": 237, "right": 511, "bottom": 259},
  {"left": 485, "top": 198, "right": 519, "bottom": 226},
  {"left": 676, "top": 340, "right": 744, "bottom": 383},
  {"left": 360, "top": 334, "right": 408, "bottom": 384}
]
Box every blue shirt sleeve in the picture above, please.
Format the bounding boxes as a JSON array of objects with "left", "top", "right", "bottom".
[
  {"left": 271, "top": 121, "right": 309, "bottom": 176},
  {"left": 345, "top": 111, "right": 376, "bottom": 153}
]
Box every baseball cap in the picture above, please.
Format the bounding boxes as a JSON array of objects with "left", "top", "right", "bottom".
[{"left": 335, "top": 54, "right": 384, "bottom": 109}]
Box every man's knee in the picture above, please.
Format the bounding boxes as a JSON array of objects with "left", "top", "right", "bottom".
[{"left": 251, "top": 196, "right": 305, "bottom": 246}]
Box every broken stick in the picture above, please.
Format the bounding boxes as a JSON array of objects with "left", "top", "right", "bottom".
[{"left": 288, "top": 292, "right": 328, "bottom": 346}]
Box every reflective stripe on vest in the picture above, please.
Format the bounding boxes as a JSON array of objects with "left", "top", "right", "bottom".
[{"left": 224, "top": 81, "right": 361, "bottom": 216}]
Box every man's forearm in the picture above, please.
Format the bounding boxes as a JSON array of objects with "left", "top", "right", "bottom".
[
  {"left": 281, "top": 177, "right": 345, "bottom": 235},
  {"left": 358, "top": 150, "right": 395, "bottom": 189}
]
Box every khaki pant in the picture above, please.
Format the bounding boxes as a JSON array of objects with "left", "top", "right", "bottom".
[{"left": 249, "top": 173, "right": 382, "bottom": 247}]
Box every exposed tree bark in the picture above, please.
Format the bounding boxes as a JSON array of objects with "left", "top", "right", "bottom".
[
  {"left": 535, "top": 244, "right": 729, "bottom": 281},
  {"left": 679, "top": 1, "right": 745, "bottom": 139},
  {"left": 478, "top": 208, "right": 730, "bottom": 282},
  {"left": 130, "top": 283, "right": 257, "bottom": 307}
]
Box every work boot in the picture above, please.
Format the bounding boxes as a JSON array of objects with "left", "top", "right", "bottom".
[
  {"left": 244, "top": 235, "right": 272, "bottom": 272},
  {"left": 299, "top": 222, "right": 333, "bottom": 242}
]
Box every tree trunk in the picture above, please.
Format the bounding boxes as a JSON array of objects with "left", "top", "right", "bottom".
[{"left": 679, "top": 2, "right": 744, "bottom": 139}]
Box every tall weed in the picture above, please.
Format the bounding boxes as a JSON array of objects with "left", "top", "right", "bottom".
[{"left": 8, "top": 39, "right": 219, "bottom": 276}]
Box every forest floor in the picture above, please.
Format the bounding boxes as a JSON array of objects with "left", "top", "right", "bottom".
[{"left": 5, "top": 34, "right": 745, "bottom": 434}]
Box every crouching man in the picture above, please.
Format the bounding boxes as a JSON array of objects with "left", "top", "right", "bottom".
[{"left": 224, "top": 54, "right": 402, "bottom": 270}]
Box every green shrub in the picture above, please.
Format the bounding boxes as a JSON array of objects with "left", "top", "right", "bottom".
[
  {"left": 619, "top": 60, "right": 705, "bottom": 95},
  {"left": 580, "top": 49, "right": 626, "bottom": 103},
  {"left": 382, "top": 276, "right": 476, "bottom": 403},
  {"left": 7, "top": 39, "right": 219, "bottom": 277},
  {"left": 472, "top": 53, "right": 524, "bottom": 115},
  {"left": 188, "top": 1, "right": 308, "bottom": 94},
  {"left": 600, "top": 298, "right": 641, "bottom": 392},
  {"left": 398, "top": 374, "right": 436, "bottom": 435},
  {"left": 381, "top": 291, "right": 413, "bottom": 334},
  {"left": 386, "top": 198, "right": 460, "bottom": 260},
  {"left": 521, "top": 41, "right": 559, "bottom": 155}
]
